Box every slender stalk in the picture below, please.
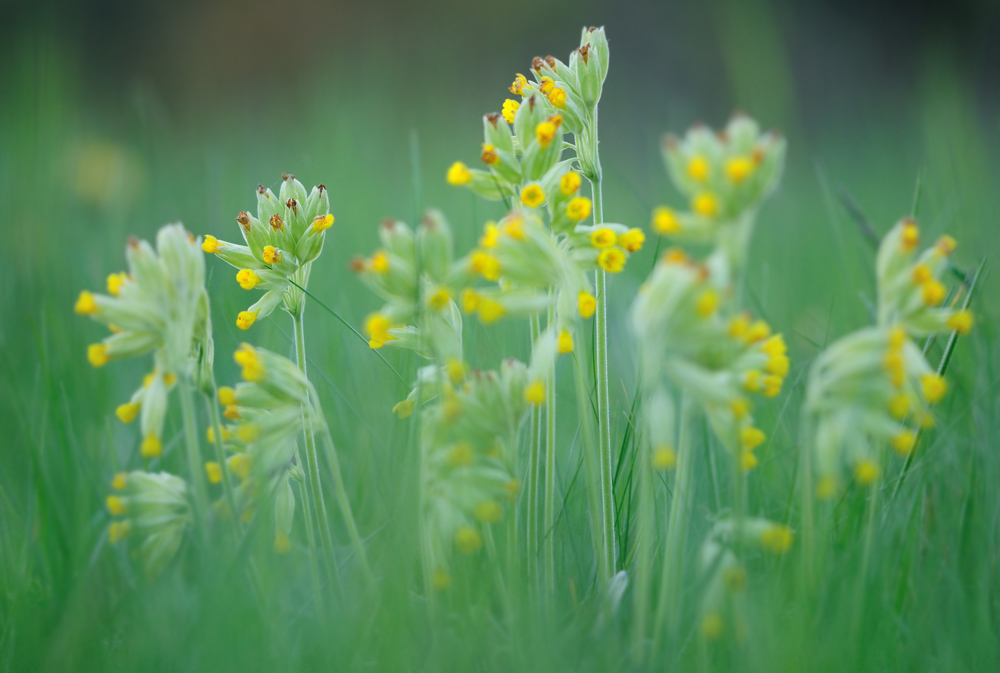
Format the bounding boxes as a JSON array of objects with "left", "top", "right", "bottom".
[
  {"left": 631, "top": 425, "right": 655, "bottom": 660},
  {"left": 851, "top": 480, "right": 880, "bottom": 656},
  {"left": 652, "top": 394, "right": 695, "bottom": 652},
  {"left": 178, "top": 377, "right": 210, "bottom": 545},
  {"left": 543, "top": 301, "right": 557, "bottom": 596},
  {"left": 527, "top": 314, "right": 542, "bottom": 581},
  {"left": 295, "top": 466, "right": 328, "bottom": 618},
  {"left": 206, "top": 390, "right": 240, "bottom": 537},
  {"left": 291, "top": 311, "right": 339, "bottom": 587},
  {"left": 590, "top": 158, "right": 617, "bottom": 581},
  {"left": 319, "top": 432, "right": 374, "bottom": 586}
]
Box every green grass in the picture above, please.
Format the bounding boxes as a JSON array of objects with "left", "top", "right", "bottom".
[{"left": 2, "top": 23, "right": 1000, "bottom": 673}]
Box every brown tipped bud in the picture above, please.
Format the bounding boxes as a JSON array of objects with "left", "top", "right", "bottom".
[
  {"left": 127, "top": 235, "right": 139, "bottom": 249},
  {"left": 532, "top": 56, "right": 544, "bottom": 72},
  {"left": 349, "top": 256, "right": 366, "bottom": 272},
  {"left": 486, "top": 112, "right": 500, "bottom": 128},
  {"left": 381, "top": 218, "right": 396, "bottom": 230},
  {"left": 269, "top": 214, "right": 285, "bottom": 231},
  {"left": 317, "top": 184, "right": 326, "bottom": 192},
  {"left": 236, "top": 211, "right": 251, "bottom": 231},
  {"left": 578, "top": 45, "right": 590, "bottom": 65},
  {"left": 282, "top": 173, "right": 294, "bottom": 181},
  {"left": 257, "top": 184, "right": 266, "bottom": 194},
  {"left": 285, "top": 198, "right": 298, "bottom": 214},
  {"left": 545, "top": 55, "right": 556, "bottom": 68},
  {"left": 528, "top": 94, "right": 537, "bottom": 110}
]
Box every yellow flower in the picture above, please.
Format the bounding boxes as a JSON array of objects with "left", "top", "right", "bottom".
[
  {"left": 116, "top": 402, "right": 140, "bottom": 424},
  {"left": 429, "top": 287, "right": 452, "bottom": 310},
  {"left": 730, "top": 398, "right": 750, "bottom": 419},
  {"left": 692, "top": 192, "right": 719, "bottom": 217},
  {"left": 566, "top": 196, "right": 592, "bottom": 221},
  {"left": 854, "top": 459, "right": 880, "bottom": 485},
  {"left": 106, "top": 495, "right": 126, "bottom": 516},
  {"left": 538, "top": 76, "right": 555, "bottom": 94},
  {"left": 205, "top": 461, "right": 223, "bottom": 484},
  {"left": 236, "top": 269, "right": 261, "bottom": 290},
  {"left": 262, "top": 246, "right": 281, "bottom": 265},
  {"left": 701, "top": 612, "right": 724, "bottom": 640},
  {"left": 921, "top": 373, "right": 947, "bottom": 404},
  {"left": 741, "top": 426, "right": 765, "bottom": 450},
  {"left": 560, "top": 171, "right": 581, "bottom": 196},
  {"left": 524, "top": 381, "right": 545, "bottom": 405},
  {"left": 695, "top": 290, "right": 718, "bottom": 317},
  {"left": 234, "top": 343, "right": 266, "bottom": 382},
  {"left": 900, "top": 221, "right": 919, "bottom": 252},
  {"left": 448, "top": 442, "right": 474, "bottom": 467},
  {"left": 202, "top": 235, "right": 220, "bottom": 253},
  {"left": 740, "top": 450, "right": 758, "bottom": 471},
  {"left": 891, "top": 430, "right": 916, "bottom": 456},
  {"left": 312, "top": 214, "right": 334, "bottom": 232},
  {"left": 921, "top": 279, "right": 945, "bottom": 306},
  {"left": 477, "top": 299, "right": 505, "bottom": 324},
  {"left": 745, "top": 320, "right": 771, "bottom": 343},
  {"left": 652, "top": 206, "right": 680, "bottom": 234},
  {"left": 652, "top": 445, "right": 676, "bottom": 471},
  {"left": 446, "top": 161, "right": 472, "bottom": 186},
  {"left": 911, "top": 264, "right": 931, "bottom": 284},
  {"left": 111, "top": 472, "right": 127, "bottom": 490},
  {"left": 106, "top": 272, "right": 128, "bottom": 297},
  {"left": 725, "top": 156, "right": 754, "bottom": 182},
  {"left": 445, "top": 358, "right": 466, "bottom": 383},
  {"left": 590, "top": 228, "right": 617, "bottom": 248},
  {"left": 501, "top": 98, "right": 519, "bottom": 124},
  {"left": 229, "top": 454, "right": 253, "bottom": 480},
  {"left": 509, "top": 73, "right": 528, "bottom": 95},
  {"left": 392, "top": 400, "right": 415, "bottom": 419},
  {"left": 557, "top": 329, "right": 574, "bottom": 354},
  {"left": 470, "top": 252, "right": 501, "bottom": 281},
  {"left": 224, "top": 405, "right": 241, "bottom": 420},
  {"left": 619, "top": 228, "right": 645, "bottom": 253},
  {"left": 236, "top": 310, "right": 259, "bottom": 330},
  {"left": 687, "top": 155, "right": 710, "bottom": 182},
  {"left": 461, "top": 289, "right": 480, "bottom": 313},
  {"left": 887, "top": 394, "right": 910, "bottom": 420},
  {"left": 503, "top": 215, "right": 526, "bottom": 239},
  {"left": 762, "top": 375, "right": 782, "bottom": 398},
  {"left": 578, "top": 291, "right": 597, "bottom": 318},
  {"left": 474, "top": 500, "right": 504, "bottom": 524},
  {"left": 759, "top": 524, "right": 794, "bottom": 553},
  {"left": 597, "top": 248, "right": 626, "bottom": 273},
  {"left": 455, "top": 526, "right": 482, "bottom": 554},
  {"left": 432, "top": 569, "right": 452, "bottom": 591},
  {"left": 365, "top": 313, "right": 395, "bottom": 349},
  {"left": 535, "top": 121, "right": 557, "bottom": 148},
  {"left": 140, "top": 434, "right": 162, "bottom": 458},
  {"left": 108, "top": 521, "right": 129, "bottom": 544},
  {"left": 946, "top": 310, "right": 974, "bottom": 334},
  {"left": 479, "top": 222, "right": 499, "bottom": 248},
  {"left": 88, "top": 343, "right": 109, "bottom": 367},
  {"left": 816, "top": 475, "right": 838, "bottom": 500},
  {"left": 218, "top": 386, "right": 237, "bottom": 407},
  {"left": 75, "top": 291, "right": 98, "bottom": 315},
  {"left": 521, "top": 184, "right": 545, "bottom": 208},
  {"left": 547, "top": 87, "right": 566, "bottom": 108},
  {"left": 371, "top": 250, "right": 389, "bottom": 274},
  {"left": 207, "top": 426, "right": 232, "bottom": 444},
  {"left": 743, "top": 370, "right": 763, "bottom": 393},
  {"left": 935, "top": 235, "right": 957, "bottom": 255},
  {"left": 767, "top": 353, "right": 790, "bottom": 378}
]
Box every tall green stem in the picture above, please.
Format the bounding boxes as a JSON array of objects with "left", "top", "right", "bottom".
[
  {"left": 543, "top": 301, "right": 557, "bottom": 596},
  {"left": 206, "top": 389, "right": 240, "bottom": 537},
  {"left": 653, "top": 394, "right": 695, "bottom": 652},
  {"left": 292, "top": 311, "right": 339, "bottom": 587},
  {"left": 319, "top": 432, "right": 374, "bottom": 586},
  {"left": 178, "top": 377, "right": 209, "bottom": 545},
  {"left": 631, "top": 423, "right": 655, "bottom": 660},
  {"left": 527, "top": 314, "right": 542, "bottom": 582},
  {"left": 590, "top": 161, "right": 617, "bottom": 581}
]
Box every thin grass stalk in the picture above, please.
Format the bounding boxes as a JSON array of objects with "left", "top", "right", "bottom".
[
  {"left": 851, "top": 477, "right": 881, "bottom": 656},
  {"left": 652, "top": 393, "right": 695, "bottom": 651},
  {"left": 631, "top": 427, "right": 655, "bottom": 661},
  {"left": 178, "top": 377, "right": 210, "bottom": 545},
  {"left": 589, "top": 148, "right": 617, "bottom": 581},
  {"left": 543, "top": 300, "right": 557, "bottom": 596},
  {"left": 318, "top": 432, "right": 374, "bottom": 586},
  {"left": 571, "top": 350, "right": 608, "bottom": 582},
  {"left": 527, "top": 313, "right": 542, "bottom": 581},
  {"left": 798, "top": 413, "right": 817, "bottom": 598},
  {"left": 291, "top": 311, "right": 339, "bottom": 586}
]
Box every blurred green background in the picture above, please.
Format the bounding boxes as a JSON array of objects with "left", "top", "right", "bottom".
[{"left": 1, "top": 0, "right": 999, "bottom": 670}]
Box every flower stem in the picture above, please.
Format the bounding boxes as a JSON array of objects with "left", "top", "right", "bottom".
[
  {"left": 543, "top": 301, "right": 557, "bottom": 596},
  {"left": 590, "top": 161, "right": 617, "bottom": 581},
  {"left": 527, "top": 313, "right": 542, "bottom": 582},
  {"left": 178, "top": 376, "right": 210, "bottom": 545},
  {"left": 205, "top": 388, "right": 240, "bottom": 537},
  {"left": 319, "top": 432, "right": 374, "bottom": 586},
  {"left": 292, "top": 310, "right": 339, "bottom": 589}
]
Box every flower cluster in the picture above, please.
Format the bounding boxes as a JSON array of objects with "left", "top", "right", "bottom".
[
  {"left": 630, "top": 249, "right": 789, "bottom": 470},
  {"left": 202, "top": 174, "right": 334, "bottom": 330},
  {"left": 652, "top": 115, "right": 785, "bottom": 279},
  {"left": 805, "top": 219, "right": 973, "bottom": 495},
  {"left": 106, "top": 471, "right": 191, "bottom": 577},
  {"left": 75, "top": 224, "right": 211, "bottom": 457}
]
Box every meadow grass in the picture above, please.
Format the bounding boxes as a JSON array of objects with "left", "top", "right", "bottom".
[{"left": 1, "top": 29, "right": 999, "bottom": 673}]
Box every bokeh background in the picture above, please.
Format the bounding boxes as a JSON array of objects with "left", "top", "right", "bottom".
[{"left": 1, "top": 0, "right": 999, "bottom": 669}]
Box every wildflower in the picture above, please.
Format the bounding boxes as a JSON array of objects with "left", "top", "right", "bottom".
[
  {"left": 900, "top": 220, "right": 919, "bottom": 251},
  {"left": 74, "top": 291, "right": 98, "bottom": 315},
  {"left": 236, "top": 310, "right": 259, "bottom": 330},
  {"left": 262, "top": 246, "right": 281, "bottom": 265},
  {"left": 739, "top": 451, "right": 758, "bottom": 471},
  {"left": 106, "top": 272, "right": 128, "bottom": 296},
  {"left": 619, "top": 228, "right": 645, "bottom": 253},
  {"left": 140, "top": 434, "right": 162, "bottom": 458},
  {"left": 524, "top": 380, "right": 545, "bottom": 405},
  {"left": 935, "top": 235, "right": 957, "bottom": 255},
  {"left": 652, "top": 445, "right": 677, "bottom": 471},
  {"left": 234, "top": 343, "right": 266, "bottom": 382},
  {"left": 854, "top": 459, "right": 880, "bottom": 485},
  {"left": 480, "top": 144, "right": 499, "bottom": 165},
  {"left": 474, "top": 500, "right": 504, "bottom": 524},
  {"left": 106, "top": 495, "right": 126, "bottom": 516},
  {"left": 455, "top": 526, "right": 482, "bottom": 554},
  {"left": 479, "top": 222, "right": 499, "bottom": 248},
  {"left": 312, "top": 214, "right": 334, "bottom": 232},
  {"left": 566, "top": 196, "right": 592, "bottom": 221},
  {"left": 536, "top": 121, "right": 557, "bottom": 148},
  {"left": 652, "top": 206, "right": 680, "bottom": 234},
  {"left": 891, "top": 430, "right": 916, "bottom": 456},
  {"left": 470, "top": 252, "right": 501, "bottom": 281},
  {"left": 741, "top": 426, "right": 765, "bottom": 451},
  {"left": 560, "top": 171, "right": 581, "bottom": 195},
  {"left": 521, "top": 184, "right": 545, "bottom": 208},
  {"left": 888, "top": 395, "right": 910, "bottom": 419},
  {"left": 701, "top": 612, "right": 724, "bottom": 640},
  {"left": 501, "top": 98, "right": 519, "bottom": 124},
  {"left": 116, "top": 402, "right": 140, "bottom": 424},
  {"left": 392, "top": 398, "right": 415, "bottom": 419},
  {"left": 597, "top": 248, "right": 625, "bottom": 273},
  {"left": 692, "top": 192, "right": 719, "bottom": 217},
  {"left": 461, "top": 289, "right": 481, "bottom": 313},
  {"left": 236, "top": 269, "right": 261, "bottom": 290},
  {"left": 218, "top": 386, "right": 237, "bottom": 406},
  {"left": 204, "top": 462, "right": 222, "bottom": 484},
  {"left": 547, "top": 87, "right": 567, "bottom": 108},
  {"left": 365, "top": 313, "right": 395, "bottom": 349},
  {"left": 509, "top": 73, "right": 528, "bottom": 95},
  {"left": 687, "top": 155, "right": 710, "bottom": 182},
  {"left": 922, "top": 280, "right": 945, "bottom": 306},
  {"left": 578, "top": 291, "right": 597, "bottom": 318},
  {"left": 590, "top": 228, "right": 617, "bottom": 248},
  {"left": 202, "top": 235, "right": 220, "bottom": 253},
  {"left": 557, "top": 329, "right": 574, "bottom": 354},
  {"left": 111, "top": 473, "right": 127, "bottom": 490},
  {"left": 429, "top": 288, "right": 452, "bottom": 310},
  {"left": 477, "top": 299, "right": 505, "bottom": 324},
  {"left": 695, "top": 290, "right": 718, "bottom": 317},
  {"left": 947, "top": 310, "right": 973, "bottom": 334},
  {"left": 759, "top": 524, "right": 794, "bottom": 553},
  {"left": 447, "top": 161, "right": 473, "bottom": 186},
  {"left": 725, "top": 156, "right": 754, "bottom": 182},
  {"left": 88, "top": 343, "right": 109, "bottom": 367},
  {"left": 108, "top": 521, "right": 129, "bottom": 544}
]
